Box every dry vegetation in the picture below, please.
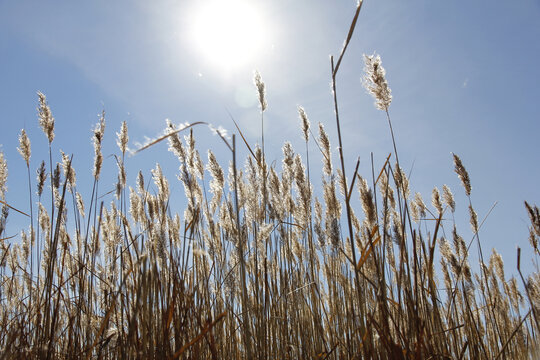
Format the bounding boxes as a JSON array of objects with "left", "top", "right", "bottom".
[{"left": 0, "top": 4, "right": 539, "bottom": 359}]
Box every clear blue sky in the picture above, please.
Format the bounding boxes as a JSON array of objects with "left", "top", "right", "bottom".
[{"left": 1, "top": 0, "right": 539, "bottom": 275}]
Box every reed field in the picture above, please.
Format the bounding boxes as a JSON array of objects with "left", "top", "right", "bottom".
[{"left": 0, "top": 4, "right": 539, "bottom": 359}]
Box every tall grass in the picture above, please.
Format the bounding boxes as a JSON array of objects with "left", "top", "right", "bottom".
[{"left": 0, "top": 4, "right": 539, "bottom": 359}]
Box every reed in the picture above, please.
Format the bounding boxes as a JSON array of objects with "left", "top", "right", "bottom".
[{"left": 0, "top": 3, "right": 538, "bottom": 359}]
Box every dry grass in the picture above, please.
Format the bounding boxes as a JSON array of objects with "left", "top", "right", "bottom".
[{"left": 0, "top": 3, "right": 539, "bottom": 359}]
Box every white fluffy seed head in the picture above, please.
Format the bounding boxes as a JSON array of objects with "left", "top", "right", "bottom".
[
  {"left": 318, "top": 123, "right": 332, "bottom": 176},
  {"left": 298, "top": 106, "right": 310, "bottom": 142},
  {"left": 116, "top": 121, "right": 129, "bottom": 155},
  {"left": 60, "top": 151, "right": 76, "bottom": 190},
  {"left": 37, "top": 91, "right": 55, "bottom": 143},
  {"left": 254, "top": 70, "right": 267, "bottom": 112},
  {"left": 362, "top": 53, "right": 392, "bottom": 111},
  {"left": 17, "top": 129, "right": 31, "bottom": 166}
]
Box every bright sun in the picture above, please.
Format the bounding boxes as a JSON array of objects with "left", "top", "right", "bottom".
[{"left": 188, "top": 0, "right": 267, "bottom": 71}]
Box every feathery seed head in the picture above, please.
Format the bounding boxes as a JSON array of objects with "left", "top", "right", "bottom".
[
  {"left": 254, "top": 70, "right": 267, "bottom": 111},
  {"left": 314, "top": 198, "right": 325, "bottom": 247},
  {"left": 116, "top": 161, "right": 126, "bottom": 199},
  {"left": 8, "top": 244, "right": 19, "bottom": 271},
  {"left": 298, "top": 106, "right": 310, "bottom": 142},
  {"left": 392, "top": 209, "right": 404, "bottom": 246},
  {"left": 76, "top": 192, "right": 85, "bottom": 218},
  {"left": 92, "top": 111, "right": 106, "bottom": 180},
  {"left": 452, "top": 226, "right": 466, "bottom": 258},
  {"left": 414, "top": 192, "right": 427, "bottom": 219},
  {"left": 116, "top": 121, "right": 129, "bottom": 155},
  {"left": 441, "top": 260, "right": 452, "bottom": 293},
  {"left": 442, "top": 184, "right": 455, "bottom": 212},
  {"left": 136, "top": 170, "right": 145, "bottom": 196},
  {"left": 60, "top": 151, "right": 76, "bottom": 189},
  {"left": 337, "top": 169, "right": 346, "bottom": 197},
  {"left": 410, "top": 200, "right": 419, "bottom": 222},
  {"left": 208, "top": 123, "right": 229, "bottom": 140},
  {"left": 166, "top": 120, "right": 186, "bottom": 161},
  {"left": 129, "top": 187, "right": 140, "bottom": 223},
  {"left": 452, "top": 153, "right": 471, "bottom": 196},
  {"left": 439, "top": 238, "right": 453, "bottom": 264},
  {"left": 378, "top": 171, "right": 395, "bottom": 210},
  {"left": 52, "top": 163, "right": 61, "bottom": 189},
  {"left": 293, "top": 154, "right": 307, "bottom": 188},
  {"left": 0, "top": 152, "right": 7, "bottom": 200},
  {"left": 36, "top": 160, "right": 46, "bottom": 197},
  {"left": 394, "top": 165, "right": 410, "bottom": 199},
  {"left": 509, "top": 277, "right": 524, "bottom": 310},
  {"left": 469, "top": 205, "right": 478, "bottom": 234},
  {"left": 490, "top": 249, "right": 505, "bottom": 281},
  {"left": 329, "top": 217, "right": 340, "bottom": 249},
  {"left": 358, "top": 176, "right": 376, "bottom": 227},
  {"left": 318, "top": 123, "right": 332, "bottom": 176},
  {"left": 258, "top": 222, "right": 274, "bottom": 245},
  {"left": 194, "top": 150, "right": 204, "bottom": 180},
  {"left": 152, "top": 163, "right": 170, "bottom": 201},
  {"left": 431, "top": 187, "right": 443, "bottom": 215},
  {"left": 207, "top": 150, "right": 225, "bottom": 214},
  {"left": 524, "top": 201, "right": 540, "bottom": 238},
  {"left": 529, "top": 229, "right": 539, "bottom": 254},
  {"left": 38, "top": 203, "right": 50, "bottom": 233},
  {"left": 207, "top": 150, "right": 224, "bottom": 187},
  {"left": 17, "top": 129, "right": 31, "bottom": 166},
  {"left": 21, "top": 230, "right": 30, "bottom": 263},
  {"left": 282, "top": 142, "right": 294, "bottom": 172},
  {"left": 363, "top": 53, "right": 392, "bottom": 111},
  {"left": 37, "top": 91, "right": 55, "bottom": 143}
]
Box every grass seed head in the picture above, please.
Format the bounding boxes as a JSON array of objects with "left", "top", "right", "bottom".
[
  {"left": 298, "top": 106, "right": 310, "bottom": 142},
  {"left": 37, "top": 91, "right": 55, "bottom": 143},
  {"left": 468, "top": 205, "right": 479, "bottom": 234},
  {"left": 358, "top": 176, "right": 376, "bottom": 227},
  {"left": 0, "top": 152, "right": 7, "bottom": 200},
  {"left": 452, "top": 153, "right": 471, "bottom": 196},
  {"left": 254, "top": 70, "right": 267, "bottom": 112},
  {"left": 76, "top": 192, "right": 85, "bottom": 218},
  {"left": 414, "top": 192, "right": 427, "bottom": 218},
  {"left": 17, "top": 129, "right": 31, "bottom": 167},
  {"left": 442, "top": 184, "right": 455, "bottom": 212},
  {"left": 52, "top": 163, "right": 61, "bottom": 189},
  {"left": 92, "top": 111, "right": 106, "bottom": 180},
  {"left": 363, "top": 53, "right": 392, "bottom": 111},
  {"left": 60, "top": 151, "right": 75, "bottom": 189},
  {"left": 36, "top": 160, "right": 47, "bottom": 197},
  {"left": 318, "top": 123, "right": 332, "bottom": 176},
  {"left": 116, "top": 121, "right": 129, "bottom": 155},
  {"left": 431, "top": 187, "right": 443, "bottom": 215},
  {"left": 166, "top": 120, "right": 187, "bottom": 161}
]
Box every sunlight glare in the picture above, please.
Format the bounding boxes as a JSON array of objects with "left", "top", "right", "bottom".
[{"left": 189, "top": 0, "right": 267, "bottom": 71}]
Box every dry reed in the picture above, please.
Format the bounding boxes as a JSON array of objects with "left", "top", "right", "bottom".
[{"left": 0, "top": 3, "right": 538, "bottom": 359}]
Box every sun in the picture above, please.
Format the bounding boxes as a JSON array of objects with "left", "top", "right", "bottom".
[{"left": 188, "top": 0, "right": 267, "bottom": 71}]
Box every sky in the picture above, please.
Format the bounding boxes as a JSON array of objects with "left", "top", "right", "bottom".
[{"left": 0, "top": 0, "right": 539, "bottom": 276}]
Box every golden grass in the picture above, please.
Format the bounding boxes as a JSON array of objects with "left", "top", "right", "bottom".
[{"left": 0, "top": 3, "right": 538, "bottom": 359}]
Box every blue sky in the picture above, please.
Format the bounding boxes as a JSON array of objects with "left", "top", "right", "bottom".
[{"left": 1, "top": 0, "right": 539, "bottom": 275}]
